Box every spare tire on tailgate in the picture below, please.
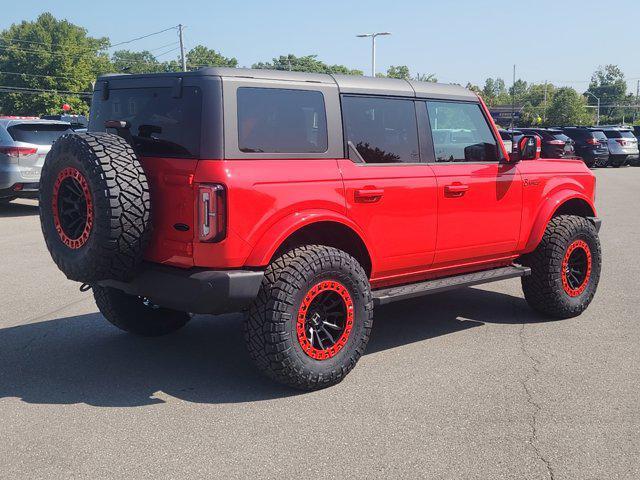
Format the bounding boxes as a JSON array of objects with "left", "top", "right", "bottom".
[{"left": 39, "top": 132, "right": 151, "bottom": 283}]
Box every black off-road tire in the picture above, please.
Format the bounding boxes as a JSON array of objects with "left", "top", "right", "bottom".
[
  {"left": 93, "top": 285, "right": 191, "bottom": 336},
  {"left": 520, "top": 215, "right": 601, "bottom": 319},
  {"left": 39, "top": 133, "right": 151, "bottom": 283},
  {"left": 244, "top": 245, "right": 374, "bottom": 391}
]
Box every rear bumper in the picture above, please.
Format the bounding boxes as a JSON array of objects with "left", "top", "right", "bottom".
[
  {"left": 0, "top": 163, "right": 41, "bottom": 190},
  {"left": 0, "top": 183, "right": 39, "bottom": 199},
  {"left": 98, "top": 263, "right": 264, "bottom": 314}
]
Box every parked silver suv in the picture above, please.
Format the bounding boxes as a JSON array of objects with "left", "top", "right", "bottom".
[
  {"left": 0, "top": 117, "right": 73, "bottom": 202},
  {"left": 601, "top": 127, "right": 639, "bottom": 167}
]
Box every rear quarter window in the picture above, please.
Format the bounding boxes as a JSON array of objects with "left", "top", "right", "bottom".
[
  {"left": 237, "top": 87, "right": 328, "bottom": 153},
  {"left": 89, "top": 87, "right": 202, "bottom": 158}
]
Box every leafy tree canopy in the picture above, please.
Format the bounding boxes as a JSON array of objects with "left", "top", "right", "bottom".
[
  {"left": 253, "top": 54, "right": 362, "bottom": 76},
  {"left": 186, "top": 45, "right": 237, "bottom": 69},
  {"left": 546, "top": 87, "right": 592, "bottom": 126},
  {"left": 0, "top": 12, "right": 111, "bottom": 115}
]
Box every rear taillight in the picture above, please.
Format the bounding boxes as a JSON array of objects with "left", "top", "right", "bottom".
[
  {"left": 198, "top": 184, "right": 226, "bottom": 242},
  {"left": 0, "top": 146, "right": 38, "bottom": 157},
  {"left": 547, "top": 140, "right": 565, "bottom": 145},
  {"left": 615, "top": 139, "right": 627, "bottom": 146},
  {"left": 586, "top": 137, "right": 599, "bottom": 145}
]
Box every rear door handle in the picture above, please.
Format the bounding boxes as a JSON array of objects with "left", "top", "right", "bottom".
[
  {"left": 444, "top": 183, "right": 469, "bottom": 197},
  {"left": 354, "top": 188, "right": 384, "bottom": 203}
]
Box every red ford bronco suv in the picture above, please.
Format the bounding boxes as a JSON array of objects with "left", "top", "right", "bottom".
[{"left": 39, "top": 68, "right": 601, "bottom": 390}]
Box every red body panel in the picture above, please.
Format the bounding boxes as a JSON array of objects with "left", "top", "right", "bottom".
[
  {"left": 429, "top": 162, "right": 522, "bottom": 267},
  {"left": 338, "top": 159, "right": 437, "bottom": 280},
  {"left": 141, "top": 157, "right": 198, "bottom": 267},
  {"left": 141, "top": 101, "right": 596, "bottom": 290}
]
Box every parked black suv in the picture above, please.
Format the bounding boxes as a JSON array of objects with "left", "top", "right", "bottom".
[
  {"left": 518, "top": 128, "right": 576, "bottom": 159},
  {"left": 562, "top": 127, "right": 609, "bottom": 168}
]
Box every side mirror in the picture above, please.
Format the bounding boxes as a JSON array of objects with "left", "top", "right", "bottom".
[{"left": 509, "top": 134, "right": 541, "bottom": 162}]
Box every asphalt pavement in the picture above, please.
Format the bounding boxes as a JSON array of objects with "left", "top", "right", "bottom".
[{"left": 0, "top": 168, "right": 638, "bottom": 479}]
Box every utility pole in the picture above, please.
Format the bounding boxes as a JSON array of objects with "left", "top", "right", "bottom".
[
  {"left": 635, "top": 79, "right": 639, "bottom": 122},
  {"left": 511, "top": 64, "right": 516, "bottom": 128},
  {"left": 543, "top": 80, "right": 548, "bottom": 124},
  {"left": 356, "top": 32, "right": 391, "bottom": 77},
  {"left": 585, "top": 91, "right": 601, "bottom": 126},
  {"left": 178, "top": 24, "right": 187, "bottom": 72}
]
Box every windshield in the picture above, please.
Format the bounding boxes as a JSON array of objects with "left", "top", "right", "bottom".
[
  {"left": 89, "top": 87, "right": 202, "bottom": 158},
  {"left": 7, "top": 123, "right": 73, "bottom": 145}
]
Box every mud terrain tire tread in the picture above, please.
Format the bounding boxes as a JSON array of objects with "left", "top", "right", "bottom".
[
  {"left": 39, "top": 133, "right": 151, "bottom": 283},
  {"left": 244, "top": 245, "right": 373, "bottom": 391},
  {"left": 521, "top": 214, "right": 601, "bottom": 319}
]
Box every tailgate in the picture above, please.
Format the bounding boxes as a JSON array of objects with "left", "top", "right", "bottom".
[{"left": 141, "top": 157, "right": 198, "bottom": 267}]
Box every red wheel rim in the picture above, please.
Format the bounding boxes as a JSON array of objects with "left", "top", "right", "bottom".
[
  {"left": 52, "top": 167, "right": 94, "bottom": 249},
  {"left": 296, "top": 280, "right": 354, "bottom": 360},
  {"left": 561, "top": 239, "right": 592, "bottom": 297}
]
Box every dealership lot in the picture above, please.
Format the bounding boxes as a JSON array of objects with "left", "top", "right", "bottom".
[{"left": 0, "top": 168, "right": 638, "bottom": 479}]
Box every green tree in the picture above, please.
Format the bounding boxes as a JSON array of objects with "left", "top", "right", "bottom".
[
  {"left": 588, "top": 65, "right": 627, "bottom": 119},
  {"left": 385, "top": 65, "right": 410, "bottom": 79},
  {"left": 378, "top": 66, "right": 437, "bottom": 82},
  {"left": 509, "top": 79, "right": 528, "bottom": 105},
  {"left": 186, "top": 45, "right": 237, "bottom": 69},
  {"left": 112, "top": 50, "right": 163, "bottom": 74},
  {"left": 546, "top": 87, "right": 591, "bottom": 126},
  {"left": 480, "top": 78, "right": 509, "bottom": 106},
  {"left": 0, "top": 12, "right": 111, "bottom": 115},
  {"left": 519, "top": 83, "right": 556, "bottom": 126},
  {"left": 253, "top": 54, "right": 362, "bottom": 75},
  {"left": 413, "top": 72, "right": 437, "bottom": 83}
]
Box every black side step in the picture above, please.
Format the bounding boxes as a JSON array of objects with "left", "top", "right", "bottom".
[{"left": 373, "top": 265, "right": 531, "bottom": 306}]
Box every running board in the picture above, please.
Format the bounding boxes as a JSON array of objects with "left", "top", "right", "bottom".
[{"left": 372, "top": 265, "right": 531, "bottom": 306}]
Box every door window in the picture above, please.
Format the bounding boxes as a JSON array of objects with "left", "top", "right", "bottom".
[
  {"left": 425, "top": 101, "right": 499, "bottom": 162},
  {"left": 342, "top": 96, "right": 420, "bottom": 163}
]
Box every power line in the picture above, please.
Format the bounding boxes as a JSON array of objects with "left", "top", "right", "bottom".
[
  {"left": 0, "top": 70, "right": 78, "bottom": 80},
  {"left": 0, "top": 26, "right": 180, "bottom": 62},
  {"left": 107, "top": 26, "right": 178, "bottom": 49},
  {"left": 0, "top": 26, "right": 178, "bottom": 53},
  {"left": 0, "top": 85, "right": 92, "bottom": 97}
]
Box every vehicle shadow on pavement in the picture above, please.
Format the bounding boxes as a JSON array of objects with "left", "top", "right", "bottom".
[
  {"left": 0, "top": 202, "right": 39, "bottom": 218},
  {"left": 0, "top": 287, "right": 547, "bottom": 407}
]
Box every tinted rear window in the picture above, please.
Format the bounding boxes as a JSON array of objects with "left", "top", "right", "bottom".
[
  {"left": 237, "top": 87, "right": 328, "bottom": 153},
  {"left": 7, "top": 123, "right": 73, "bottom": 145},
  {"left": 603, "top": 130, "right": 621, "bottom": 139},
  {"left": 552, "top": 133, "right": 571, "bottom": 142},
  {"left": 620, "top": 131, "right": 635, "bottom": 139},
  {"left": 89, "top": 87, "right": 202, "bottom": 158},
  {"left": 563, "top": 129, "right": 588, "bottom": 139}
]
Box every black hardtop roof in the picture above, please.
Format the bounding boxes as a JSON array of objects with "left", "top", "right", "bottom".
[{"left": 96, "top": 67, "right": 477, "bottom": 101}]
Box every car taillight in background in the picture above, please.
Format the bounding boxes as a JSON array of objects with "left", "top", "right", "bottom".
[
  {"left": 615, "top": 139, "right": 629, "bottom": 147},
  {"left": 547, "top": 139, "right": 566, "bottom": 145},
  {"left": 585, "top": 137, "right": 600, "bottom": 145},
  {"left": 0, "top": 146, "right": 38, "bottom": 160},
  {"left": 198, "top": 184, "right": 226, "bottom": 242}
]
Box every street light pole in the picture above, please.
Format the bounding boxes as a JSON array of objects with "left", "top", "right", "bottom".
[
  {"left": 585, "top": 91, "right": 600, "bottom": 125},
  {"left": 357, "top": 32, "right": 391, "bottom": 77}
]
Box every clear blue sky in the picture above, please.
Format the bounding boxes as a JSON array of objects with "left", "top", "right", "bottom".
[{"left": 3, "top": 0, "right": 639, "bottom": 92}]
